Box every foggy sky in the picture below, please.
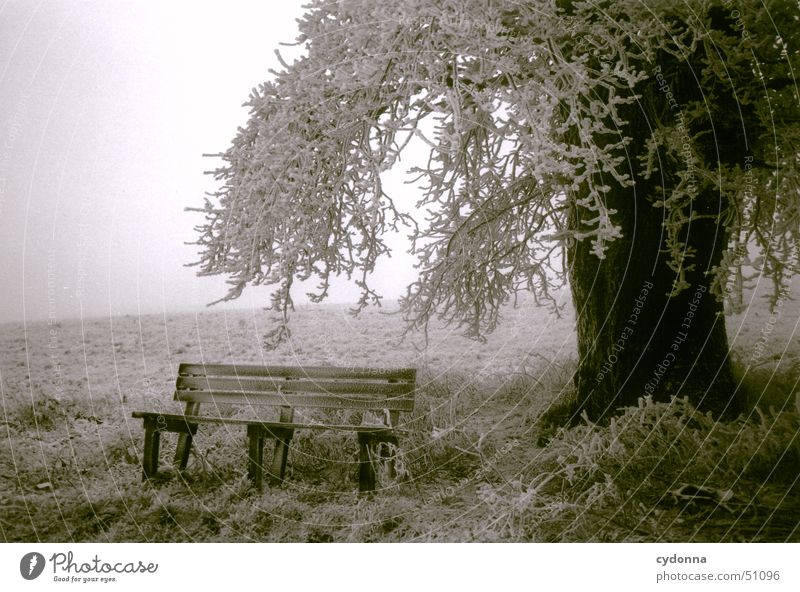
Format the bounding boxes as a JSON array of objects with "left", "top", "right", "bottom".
[{"left": 0, "top": 0, "right": 417, "bottom": 324}]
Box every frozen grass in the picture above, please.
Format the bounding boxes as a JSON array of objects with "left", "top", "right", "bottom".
[
  {"left": 1, "top": 288, "right": 798, "bottom": 542},
  {"left": 479, "top": 396, "right": 799, "bottom": 542},
  {"left": 0, "top": 368, "right": 512, "bottom": 542}
]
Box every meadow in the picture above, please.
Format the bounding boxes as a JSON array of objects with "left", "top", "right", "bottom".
[{"left": 1, "top": 284, "right": 798, "bottom": 542}]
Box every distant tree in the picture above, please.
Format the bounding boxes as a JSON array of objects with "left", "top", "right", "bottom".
[{"left": 192, "top": 0, "right": 799, "bottom": 422}]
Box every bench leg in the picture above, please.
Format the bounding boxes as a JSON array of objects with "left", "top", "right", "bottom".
[
  {"left": 268, "top": 429, "right": 293, "bottom": 486},
  {"left": 142, "top": 417, "right": 161, "bottom": 480},
  {"left": 247, "top": 425, "right": 265, "bottom": 491},
  {"left": 379, "top": 435, "right": 399, "bottom": 480},
  {"left": 174, "top": 432, "right": 194, "bottom": 470},
  {"left": 358, "top": 433, "right": 376, "bottom": 493},
  {"left": 382, "top": 410, "right": 401, "bottom": 480},
  {"left": 174, "top": 402, "right": 200, "bottom": 469},
  {"left": 267, "top": 406, "right": 294, "bottom": 486}
]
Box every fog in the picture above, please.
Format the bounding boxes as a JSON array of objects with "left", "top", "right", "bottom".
[{"left": 0, "top": 0, "right": 417, "bottom": 324}]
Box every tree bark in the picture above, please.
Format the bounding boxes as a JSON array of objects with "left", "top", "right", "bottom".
[
  {"left": 566, "top": 181, "right": 739, "bottom": 422},
  {"left": 554, "top": 2, "right": 760, "bottom": 422},
  {"left": 546, "top": 0, "right": 766, "bottom": 425}
]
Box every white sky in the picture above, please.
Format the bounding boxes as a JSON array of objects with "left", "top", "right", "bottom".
[{"left": 0, "top": 0, "right": 419, "bottom": 323}]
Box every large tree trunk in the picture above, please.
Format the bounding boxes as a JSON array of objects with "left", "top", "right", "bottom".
[
  {"left": 566, "top": 182, "right": 739, "bottom": 423},
  {"left": 549, "top": 0, "right": 760, "bottom": 425},
  {"left": 556, "top": 5, "right": 754, "bottom": 422}
]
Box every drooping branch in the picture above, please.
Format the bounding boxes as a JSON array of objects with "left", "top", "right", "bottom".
[{"left": 191, "top": 0, "right": 800, "bottom": 338}]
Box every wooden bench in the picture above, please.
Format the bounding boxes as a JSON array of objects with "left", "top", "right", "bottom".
[{"left": 131, "top": 363, "right": 416, "bottom": 492}]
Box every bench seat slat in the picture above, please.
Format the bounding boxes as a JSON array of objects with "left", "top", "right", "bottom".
[
  {"left": 179, "top": 363, "right": 416, "bottom": 382},
  {"left": 131, "top": 411, "right": 406, "bottom": 433},
  {"left": 173, "top": 389, "right": 414, "bottom": 411},
  {"left": 176, "top": 376, "right": 414, "bottom": 396}
]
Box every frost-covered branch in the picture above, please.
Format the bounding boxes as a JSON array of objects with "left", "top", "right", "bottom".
[{"left": 191, "top": 0, "right": 800, "bottom": 337}]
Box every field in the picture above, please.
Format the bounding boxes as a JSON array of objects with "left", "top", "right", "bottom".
[{"left": 1, "top": 284, "right": 798, "bottom": 542}]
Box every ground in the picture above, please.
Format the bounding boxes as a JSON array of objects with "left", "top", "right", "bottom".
[{"left": 1, "top": 279, "right": 798, "bottom": 542}]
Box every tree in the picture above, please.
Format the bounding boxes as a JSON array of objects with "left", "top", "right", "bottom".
[{"left": 191, "top": 0, "right": 800, "bottom": 422}]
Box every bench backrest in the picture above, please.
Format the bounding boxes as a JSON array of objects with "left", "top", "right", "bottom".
[{"left": 174, "top": 363, "right": 416, "bottom": 412}]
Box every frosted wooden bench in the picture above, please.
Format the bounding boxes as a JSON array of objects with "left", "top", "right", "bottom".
[{"left": 132, "top": 363, "right": 415, "bottom": 492}]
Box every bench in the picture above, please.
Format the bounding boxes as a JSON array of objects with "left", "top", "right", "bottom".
[{"left": 131, "top": 363, "right": 416, "bottom": 492}]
